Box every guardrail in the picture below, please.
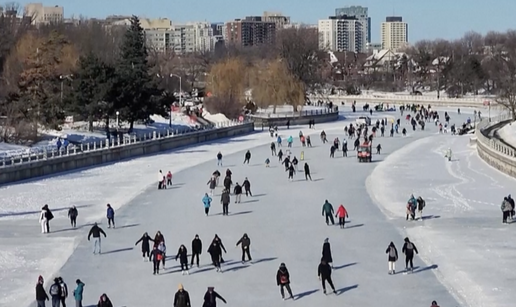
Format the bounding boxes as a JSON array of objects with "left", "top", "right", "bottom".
[
  {"left": 250, "top": 107, "right": 338, "bottom": 118},
  {"left": 318, "top": 94, "right": 493, "bottom": 106},
  {"left": 0, "top": 120, "right": 245, "bottom": 168},
  {"left": 475, "top": 113, "right": 516, "bottom": 178}
]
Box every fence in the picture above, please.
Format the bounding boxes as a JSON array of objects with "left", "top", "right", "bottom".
[
  {"left": 0, "top": 120, "right": 246, "bottom": 168},
  {"left": 319, "top": 94, "right": 493, "bottom": 107},
  {"left": 475, "top": 113, "right": 516, "bottom": 178},
  {"left": 251, "top": 107, "right": 338, "bottom": 118},
  {"left": 248, "top": 107, "right": 339, "bottom": 127}
]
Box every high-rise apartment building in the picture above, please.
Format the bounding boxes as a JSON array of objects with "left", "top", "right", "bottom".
[
  {"left": 262, "top": 11, "right": 290, "bottom": 29},
  {"left": 381, "top": 16, "right": 408, "bottom": 50},
  {"left": 335, "top": 6, "right": 370, "bottom": 44},
  {"left": 225, "top": 17, "right": 276, "bottom": 47},
  {"left": 318, "top": 15, "right": 365, "bottom": 53},
  {"left": 24, "top": 3, "right": 63, "bottom": 25}
]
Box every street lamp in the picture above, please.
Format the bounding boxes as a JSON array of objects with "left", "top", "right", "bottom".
[
  {"left": 59, "top": 74, "right": 73, "bottom": 103},
  {"left": 116, "top": 111, "right": 120, "bottom": 128}
]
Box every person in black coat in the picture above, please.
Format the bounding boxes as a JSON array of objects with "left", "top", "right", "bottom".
[
  {"left": 322, "top": 238, "right": 333, "bottom": 267},
  {"left": 287, "top": 164, "right": 295, "bottom": 181},
  {"left": 233, "top": 183, "right": 242, "bottom": 203},
  {"left": 35, "top": 275, "right": 49, "bottom": 306},
  {"left": 243, "top": 150, "right": 251, "bottom": 164},
  {"left": 242, "top": 178, "right": 252, "bottom": 196},
  {"left": 212, "top": 235, "right": 227, "bottom": 262},
  {"left": 149, "top": 246, "right": 163, "bottom": 275},
  {"left": 236, "top": 233, "right": 252, "bottom": 263},
  {"left": 67, "top": 206, "right": 78, "bottom": 228},
  {"left": 386, "top": 241, "right": 398, "bottom": 275},
  {"left": 202, "top": 287, "right": 226, "bottom": 307},
  {"left": 220, "top": 189, "right": 230, "bottom": 216},
  {"left": 191, "top": 234, "right": 202, "bottom": 267},
  {"left": 174, "top": 284, "right": 191, "bottom": 307},
  {"left": 318, "top": 259, "right": 336, "bottom": 294},
  {"left": 176, "top": 244, "right": 189, "bottom": 274},
  {"left": 97, "top": 293, "right": 113, "bottom": 307},
  {"left": 135, "top": 232, "right": 154, "bottom": 260},
  {"left": 223, "top": 176, "right": 232, "bottom": 191},
  {"left": 401, "top": 237, "right": 419, "bottom": 273},
  {"left": 276, "top": 263, "right": 294, "bottom": 300},
  {"left": 303, "top": 163, "right": 312, "bottom": 181},
  {"left": 208, "top": 241, "right": 223, "bottom": 272}
]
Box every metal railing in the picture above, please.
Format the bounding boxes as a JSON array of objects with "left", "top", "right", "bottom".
[
  {"left": 250, "top": 107, "right": 339, "bottom": 119},
  {"left": 476, "top": 114, "right": 516, "bottom": 158},
  {"left": 321, "top": 94, "right": 490, "bottom": 104},
  {"left": 0, "top": 120, "right": 248, "bottom": 168}
]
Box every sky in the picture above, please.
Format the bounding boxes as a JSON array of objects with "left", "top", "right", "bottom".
[{"left": 15, "top": 0, "right": 516, "bottom": 42}]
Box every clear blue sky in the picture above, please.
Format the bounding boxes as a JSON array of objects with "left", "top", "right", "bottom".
[{"left": 17, "top": 0, "right": 516, "bottom": 42}]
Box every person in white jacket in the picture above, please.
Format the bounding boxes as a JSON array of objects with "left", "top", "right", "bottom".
[
  {"left": 158, "top": 170, "right": 166, "bottom": 190},
  {"left": 158, "top": 241, "right": 167, "bottom": 269},
  {"left": 39, "top": 204, "right": 52, "bottom": 233}
]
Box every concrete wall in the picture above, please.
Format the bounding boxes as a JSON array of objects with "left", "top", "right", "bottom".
[
  {"left": 475, "top": 115, "right": 516, "bottom": 179},
  {"left": 249, "top": 110, "right": 339, "bottom": 127},
  {"left": 0, "top": 123, "right": 254, "bottom": 185}
]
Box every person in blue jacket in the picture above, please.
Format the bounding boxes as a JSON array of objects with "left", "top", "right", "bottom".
[
  {"left": 277, "top": 136, "right": 282, "bottom": 147},
  {"left": 106, "top": 204, "right": 115, "bottom": 228},
  {"left": 73, "top": 279, "right": 85, "bottom": 307},
  {"left": 203, "top": 193, "right": 212, "bottom": 216}
]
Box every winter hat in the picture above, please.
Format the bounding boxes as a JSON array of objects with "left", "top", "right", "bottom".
[
  {"left": 76, "top": 279, "right": 82, "bottom": 284},
  {"left": 178, "top": 283, "right": 184, "bottom": 290},
  {"left": 404, "top": 237, "right": 409, "bottom": 242},
  {"left": 38, "top": 275, "right": 44, "bottom": 283},
  {"left": 280, "top": 263, "right": 286, "bottom": 268},
  {"left": 324, "top": 238, "right": 329, "bottom": 243},
  {"left": 54, "top": 277, "right": 59, "bottom": 283}
]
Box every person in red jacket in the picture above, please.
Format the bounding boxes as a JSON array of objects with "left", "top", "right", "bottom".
[
  {"left": 166, "top": 171, "right": 173, "bottom": 186},
  {"left": 335, "top": 205, "right": 349, "bottom": 229}
]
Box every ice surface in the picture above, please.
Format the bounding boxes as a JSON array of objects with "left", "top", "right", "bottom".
[
  {"left": 367, "top": 131, "right": 516, "bottom": 307},
  {"left": 498, "top": 120, "right": 516, "bottom": 148}
]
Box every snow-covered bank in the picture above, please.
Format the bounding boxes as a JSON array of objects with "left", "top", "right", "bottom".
[
  {"left": 498, "top": 121, "right": 516, "bottom": 148},
  {"left": 367, "top": 134, "right": 516, "bottom": 307}
]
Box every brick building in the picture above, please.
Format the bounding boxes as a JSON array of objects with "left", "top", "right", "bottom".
[{"left": 225, "top": 17, "right": 276, "bottom": 47}]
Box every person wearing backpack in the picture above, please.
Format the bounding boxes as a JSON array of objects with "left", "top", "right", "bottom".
[
  {"left": 35, "top": 275, "right": 49, "bottom": 307},
  {"left": 40, "top": 204, "right": 53, "bottom": 233},
  {"left": 73, "top": 279, "right": 85, "bottom": 307},
  {"left": 276, "top": 263, "right": 294, "bottom": 300},
  {"left": 401, "top": 237, "right": 419, "bottom": 273},
  {"left": 385, "top": 242, "right": 398, "bottom": 275},
  {"left": 57, "top": 277, "right": 68, "bottom": 307},
  {"left": 49, "top": 278, "right": 62, "bottom": 307}
]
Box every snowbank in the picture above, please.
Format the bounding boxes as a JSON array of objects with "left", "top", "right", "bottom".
[
  {"left": 202, "top": 110, "right": 229, "bottom": 124},
  {"left": 498, "top": 121, "right": 516, "bottom": 148},
  {"left": 256, "top": 105, "right": 326, "bottom": 114}
]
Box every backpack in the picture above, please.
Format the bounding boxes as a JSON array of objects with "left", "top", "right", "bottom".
[
  {"left": 50, "top": 284, "right": 60, "bottom": 296},
  {"left": 389, "top": 247, "right": 396, "bottom": 258},
  {"left": 406, "top": 242, "right": 413, "bottom": 250}
]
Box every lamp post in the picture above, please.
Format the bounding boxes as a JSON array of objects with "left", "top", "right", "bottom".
[
  {"left": 59, "top": 74, "right": 73, "bottom": 103},
  {"left": 170, "top": 73, "right": 182, "bottom": 128},
  {"left": 116, "top": 111, "right": 119, "bottom": 128}
]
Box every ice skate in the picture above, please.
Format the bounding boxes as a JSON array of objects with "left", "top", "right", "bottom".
[
  {"left": 186, "top": 270, "right": 189, "bottom": 275},
  {"left": 333, "top": 290, "right": 337, "bottom": 295},
  {"left": 181, "top": 270, "right": 185, "bottom": 275},
  {"left": 323, "top": 290, "right": 327, "bottom": 295}
]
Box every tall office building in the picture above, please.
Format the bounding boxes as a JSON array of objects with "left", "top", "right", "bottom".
[
  {"left": 318, "top": 15, "right": 365, "bottom": 52},
  {"left": 381, "top": 16, "right": 408, "bottom": 50},
  {"left": 225, "top": 17, "right": 276, "bottom": 47},
  {"left": 24, "top": 3, "right": 64, "bottom": 25},
  {"left": 335, "top": 6, "right": 370, "bottom": 44}
]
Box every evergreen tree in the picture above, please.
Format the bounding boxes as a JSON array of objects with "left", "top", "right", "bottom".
[
  {"left": 114, "top": 15, "right": 165, "bottom": 130},
  {"left": 68, "top": 52, "right": 116, "bottom": 132}
]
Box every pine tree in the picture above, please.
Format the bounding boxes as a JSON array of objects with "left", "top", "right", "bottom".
[{"left": 114, "top": 15, "right": 165, "bottom": 130}]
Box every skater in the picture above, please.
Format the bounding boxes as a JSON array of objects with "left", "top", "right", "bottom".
[
  {"left": 243, "top": 150, "right": 251, "bottom": 164},
  {"left": 154, "top": 231, "right": 165, "bottom": 247},
  {"left": 221, "top": 189, "right": 230, "bottom": 216},
  {"left": 330, "top": 145, "right": 336, "bottom": 158},
  {"left": 416, "top": 196, "right": 426, "bottom": 220},
  {"left": 73, "top": 279, "right": 84, "bottom": 307},
  {"left": 292, "top": 156, "right": 299, "bottom": 171},
  {"left": 106, "top": 204, "right": 115, "bottom": 229},
  {"left": 270, "top": 142, "right": 276, "bottom": 156},
  {"left": 40, "top": 204, "right": 53, "bottom": 233},
  {"left": 304, "top": 163, "right": 312, "bottom": 181},
  {"left": 217, "top": 152, "right": 223, "bottom": 166},
  {"left": 282, "top": 156, "right": 291, "bottom": 171},
  {"left": 431, "top": 300, "right": 440, "bottom": 307},
  {"left": 158, "top": 170, "right": 165, "bottom": 189},
  {"left": 277, "top": 135, "right": 282, "bottom": 147},
  {"left": 278, "top": 149, "right": 283, "bottom": 162},
  {"left": 135, "top": 232, "right": 154, "bottom": 260},
  {"left": 202, "top": 287, "right": 226, "bottom": 307},
  {"left": 166, "top": 171, "right": 173, "bottom": 186},
  {"left": 49, "top": 278, "right": 62, "bottom": 307},
  {"left": 212, "top": 234, "right": 227, "bottom": 262},
  {"left": 276, "top": 263, "right": 294, "bottom": 300},
  {"left": 508, "top": 194, "right": 515, "bottom": 219},
  {"left": 318, "top": 259, "right": 336, "bottom": 294},
  {"left": 445, "top": 148, "right": 452, "bottom": 162},
  {"left": 376, "top": 144, "right": 382, "bottom": 154},
  {"left": 207, "top": 176, "right": 217, "bottom": 196},
  {"left": 402, "top": 237, "right": 419, "bottom": 273},
  {"left": 175, "top": 244, "right": 189, "bottom": 274},
  {"left": 287, "top": 164, "right": 295, "bottom": 181},
  {"left": 191, "top": 234, "right": 202, "bottom": 267},
  {"left": 174, "top": 284, "right": 191, "bottom": 307},
  {"left": 149, "top": 246, "right": 163, "bottom": 275},
  {"left": 243, "top": 177, "right": 252, "bottom": 196},
  {"left": 386, "top": 242, "right": 398, "bottom": 275},
  {"left": 406, "top": 195, "right": 417, "bottom": 221},
  {"left": 208, "top": 241, "right": 223, "bottom": 272},
  {"left": 322, "top": 238, "right": 333, "bottom": 267},
  {"left": 223, "top": 175, "right": 232, "bottom": 191},
  {"left": 306, "top": 135, "right": 312, "bottom": 147},
  {"left": 236, "top": 233, "right": 252, "bottom": 263},
  {"left": 342, "top": 141, "right": 348, "bottom": 157},
  {"left": 158, "top": 240, "right": 167, "bottom": 269},
  {"left": 322, "top": 200, "right": 335, "bottom": 225},
  {"left": 97, "top": 294, "right": 113, "bottom": 307},
  {"left": 57, "top": 277, "right": 68, "bottom": 307},
  {"left": 501, "top": 197, "right": 513, "bottom": 224},
  {"left": 233, "top": 183, "right": 243, "bottom": 203},
  {"left": 265, "top": 158, "right": 270, "bottom": 167},
  {"left": 287, "top": 135, "right": 293, "bottom": 147},
  {"left": 87, "top": 223, "right": 106, "bottom": 255},
  {"left": 225, "top": 168, "right": 232, "bottom": 178},
  {"left": 213, "top": 170, "right": 221, "bottom": 186},
  {"left": 203, "top": 193, "right": 212, "bottom": 216},
  {"left": 67, "top": 206, "right": 78, "bottom": 228},
  {"left": 36, "top": 275, "right": 49, "bottom": 307},
  {"left": 335, "top": 204, "right": 348, "bottom": 228}
]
